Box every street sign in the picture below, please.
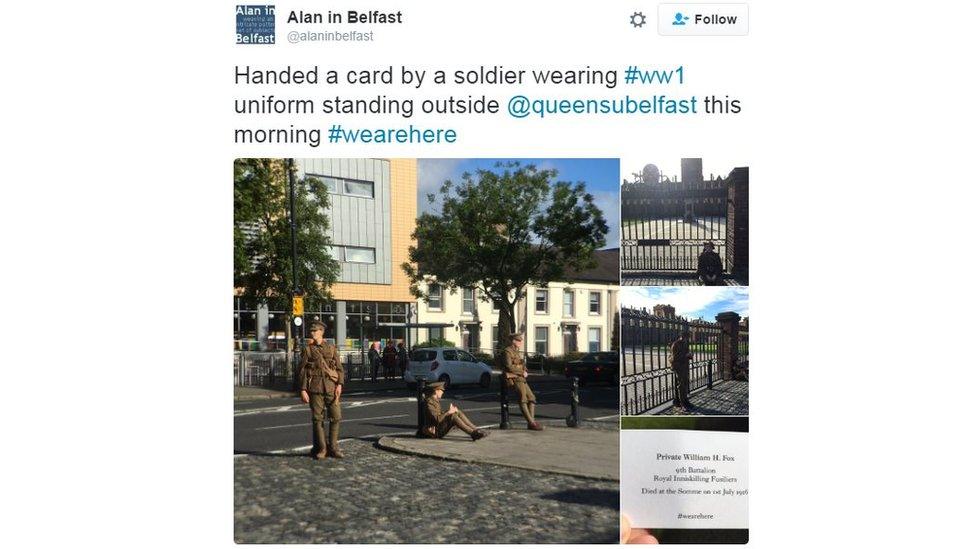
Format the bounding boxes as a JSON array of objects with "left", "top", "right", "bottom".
[{"left": 292, "top": 296, "right": 304, "bottom": 316}]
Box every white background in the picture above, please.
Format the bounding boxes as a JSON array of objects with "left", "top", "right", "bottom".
[{"left": 1, "top": 1, "right": 974, "bottom": 547}]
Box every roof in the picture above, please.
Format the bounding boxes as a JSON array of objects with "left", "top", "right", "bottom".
[{"left": 558, "top": 248, "right": 619, "bottom": 284}]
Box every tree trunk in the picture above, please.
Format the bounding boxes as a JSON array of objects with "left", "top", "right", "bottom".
[{"left": 496, "top": 301, "right": 517, "bottom": 350}]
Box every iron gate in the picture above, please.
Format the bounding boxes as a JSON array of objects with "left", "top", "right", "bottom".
[
  {"left": 619, "top": 307, "right": 722, "bottom": 415},
  {"left": 621, "top": 183, "right": 728, "bottom": 273}
]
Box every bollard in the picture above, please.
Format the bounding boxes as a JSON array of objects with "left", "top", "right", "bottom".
[
  {"left": 566, "top": 376, "right": 580, "bottom": 427},
  {"left": 499, "top": 373, "right": 511, "bottom": 429},
  {"left": 707, "top": 359, "right": 713, "bottom": 389},
  {"left": 415, "top": 378, "right": 427, "bottom": 437}
]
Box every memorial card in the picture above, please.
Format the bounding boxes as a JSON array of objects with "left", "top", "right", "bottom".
[{"left": 621, "top": 428, "right": 749, "bottom": 530}]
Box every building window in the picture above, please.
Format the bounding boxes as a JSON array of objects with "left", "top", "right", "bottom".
[
  {"left": 344, "top": 179, "right": 374, "bottom": 198},
  {"left": 534, "top": 326, "right": 548, "bottom": 356},
  {"left": 462, "top": 288, "right": 475, "bottom": 314},
  {"left": 492, "top": 298, "right": 501, "bottom": 312},
  {"left": 563, "top": 290, "right": 575, "bottom": 318},
  {"left": 307, "top": 174, "right": 375, "bottom": 198},
  {"left": 589, "top": 292, "right": 601, "bottom": 315},
  {"left": 428, "top": 284, "right": 443, "bottom": 311},
  {"left": 328, "top": 246, "right": 343, "bottom": 262},
  {"left": 344, "top": 246, "right": 375, "bottom": 264},
  {"left": 535, "top": 289, "right": 548, "bottom": 313},
  {"left": 491, "top": 324, "right": 498, "bottom": 351},
  {"left": 429, "top": 327, "right": 444, "bottom": 341},
  {"left": 307, "top": 173, "right": 339, "bottom": 193},
  {"left": 588, "top": 327, "right": 601, "bottom": 352}
]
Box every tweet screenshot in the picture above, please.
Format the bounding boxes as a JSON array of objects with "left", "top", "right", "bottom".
[{"left": 229, "top": 1, "right": 752, "bottom": 544}]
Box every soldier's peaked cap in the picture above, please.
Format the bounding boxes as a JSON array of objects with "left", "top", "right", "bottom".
[
  {"left": 510, "top": 333, "right": 524, "bottom": 341},
  {"left": 424, "top": 381, "right": 446, "bottom": 393},
  {"left": 309, "top": 320, "right": 326, "bottom": 331}
]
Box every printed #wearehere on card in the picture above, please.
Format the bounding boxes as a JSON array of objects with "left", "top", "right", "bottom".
[{"left": 621, "top": 430, "right": 749, "bottom": 529}]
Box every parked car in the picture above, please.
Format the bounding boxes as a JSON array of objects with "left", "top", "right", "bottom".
[
  {"left": 564, "top": 351, "right": 619, "bottom": 385},
  {"left": 404, "top": 347, "right": 493, "bottom": 389}
]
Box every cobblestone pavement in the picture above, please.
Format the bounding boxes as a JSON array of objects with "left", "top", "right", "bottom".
[
  {"left": 658, "top": 380, "right": 748, "bottom": 415},
  {"left": 235, "top": 437, "right": 619, "bottom": 543}
]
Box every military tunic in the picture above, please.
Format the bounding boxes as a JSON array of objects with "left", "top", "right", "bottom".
[
  {"left": 422, "top": 395, "right": 476, "bottom": 438},
  {"left": 501, "top": 345, "right": 536, "bottom": 405},
  {"left": 300, "top": 339, "right": 344, "bottom": 454},
  {"left": 669, "top": 338, "right": 692, "bottom": 407},
  {"left": 697, "top": 250, "right": 723, "bottom": 285}
]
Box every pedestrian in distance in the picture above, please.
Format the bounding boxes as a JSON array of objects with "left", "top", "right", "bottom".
[
  {"left": 368, "top": 341, "right": 381, "bottom": 381},
  {"left": 502, "top": 333, "right": 544, "bottom": 430},
  {"left": 382, "top": 340, "right": 397, "bottom": 379},
  {"left": 669, "top": 329, "right": 694, "bottom": 412},
  {"left": 299, "top": 321, "right": 345, "bottom": 459},
  {"left": 420, "top": 381, "right": 488, "bottom": 441},
  {"left": 396, "top": 340, "right": 408, "bottom": 377}
]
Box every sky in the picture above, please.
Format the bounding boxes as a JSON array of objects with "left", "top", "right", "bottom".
[
  {"left": 417, "top": 158, "right": 620, "bottom": 249},
  {"left": 620, "top": 286, "right": 749, "bottom": 321},
  {"left": 620, "top": 155, "right": 748, "bottom": 184}
]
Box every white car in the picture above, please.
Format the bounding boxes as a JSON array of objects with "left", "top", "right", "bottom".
[{"left": 404, "top": 347, "right": 493, "bottom": 389}]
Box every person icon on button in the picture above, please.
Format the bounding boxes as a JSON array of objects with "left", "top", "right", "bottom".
[{"left": 673, "top": 12, "right": 688, "bottom": 25}]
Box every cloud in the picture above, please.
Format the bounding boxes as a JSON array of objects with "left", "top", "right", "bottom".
[
  {"left": 416, "top": 159, "right": 464, "bottom": 215},
  {"left": 622, "top": 287, "right": 749, "bottom": 319},
  {"left": 590, "top": 189, "right": 620, "bottom": 250}
]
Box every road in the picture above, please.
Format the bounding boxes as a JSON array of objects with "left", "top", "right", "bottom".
[{"left": 235, "top": 375, "right": 618, "bottom": 454}]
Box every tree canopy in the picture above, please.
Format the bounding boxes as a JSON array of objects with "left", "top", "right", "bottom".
[
  {"left": 234, "top": 158, "right": 340, "bottom": 304},
  {"left": 402, "top": 162, "right": 608, "bottom": 345}
]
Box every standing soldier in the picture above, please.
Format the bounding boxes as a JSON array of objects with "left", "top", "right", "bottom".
[
  {"left": 502, "top": 333, "right": 544, "bottom": 431},
  {"left": 696, "top": 242, "right": 724, "bottom": 286},
  {"left": 299, "top": 320, "right": 345, "bottom": 459},
  {"left": 420, "top": 381, "right": 488, "bottom": 440},
  {"left": 669, "top": 329, "right": 694, "bottom": 411}
]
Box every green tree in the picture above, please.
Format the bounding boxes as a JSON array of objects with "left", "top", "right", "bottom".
[
  {"left": 402, "top": 162, "right": 608, "bottom": 351},
  {"left": 234, "top": 158, "right": 340, "bottom": 318}
]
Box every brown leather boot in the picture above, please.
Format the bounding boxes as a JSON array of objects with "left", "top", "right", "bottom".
[
  {"left": 470, "top": 429, "right": 489, "bottom": 441},
  {"left": 313, "top": 423, "right": 328, "bottom": 459},
  {"left": 327, "top": 421, "right": 344, "bottom": 458},
  {"left": 528, "top": 421, "right": 545, "bottom": 431}
]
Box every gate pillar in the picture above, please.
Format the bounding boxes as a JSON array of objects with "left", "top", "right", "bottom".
[
  {"left": 716, "top": 312, "right": 741, "bottom": 381},
  {"left": 725, "top": 167, "right": 749, "bottom": 281}
]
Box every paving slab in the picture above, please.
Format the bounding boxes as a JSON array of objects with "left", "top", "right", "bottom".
[{"left": 377, "top": 422, "right": 619, "bottom": 481}]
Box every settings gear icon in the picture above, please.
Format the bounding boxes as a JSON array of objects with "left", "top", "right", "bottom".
[{"left": 630, "top": 11, "right": 647, "bottom": 28}]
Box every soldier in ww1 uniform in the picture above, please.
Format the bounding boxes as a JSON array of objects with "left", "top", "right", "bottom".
[
  {"left": 502, "top": 333, "right": 544, "bottom": 430},
  {"left": 696, "top": 241, "right": 724, "bottom": 286},
  {"left": 299, "top": 320, "right": 345, "bottom": 459},
  {"left": 669, "top": 329, "right": 694, "bottom": 411},
  {"left": 420, "top": 381, "right": 488, "bottom": 440}
]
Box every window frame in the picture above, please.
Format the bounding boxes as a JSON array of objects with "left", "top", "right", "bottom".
[
  {"left": 428, "top": 284, "right": 443, "bottom": 311},
  {"left": 563, "top": 290, "right": 575, "bottom": 318},
  {"left": 535, "top": 289, "right": 549, "bottom": 314},
  {"left": 589, "top": 291, "right": 601, "bottom": 315}
]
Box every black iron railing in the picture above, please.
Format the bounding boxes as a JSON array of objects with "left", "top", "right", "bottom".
[{"left": 619, "top": 307, "right": 722, "bottom": 415}]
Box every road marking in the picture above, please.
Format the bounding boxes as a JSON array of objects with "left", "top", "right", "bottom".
[
  {"left": 235, "top": 397, "right": 418, "bottom": 417},
  {"left": 589, "top": 414, "right": 620, "bottom": 421},
  {"left": 253, "top": 413, "right": 410, "bottom": 430}
]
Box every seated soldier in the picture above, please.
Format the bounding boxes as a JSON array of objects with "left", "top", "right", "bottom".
[
  {"left": 421, "top": 381, "right": 488, "bottom": 441},
  {"left": 696, "top": 242, "right": 724, "bottom": 286}
]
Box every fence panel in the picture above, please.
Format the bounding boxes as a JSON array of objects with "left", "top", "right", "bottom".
[{"left": 620, "top": 307, "right": 723, "bottom": 415}]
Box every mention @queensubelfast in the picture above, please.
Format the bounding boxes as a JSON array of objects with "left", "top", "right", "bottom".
[{"left": 507, "top": 95, "right": 698, "bottom": 119}]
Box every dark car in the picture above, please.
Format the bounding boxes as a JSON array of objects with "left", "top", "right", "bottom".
[{"left": 564, "top": 351, "right": 619, "bottom": 385}]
